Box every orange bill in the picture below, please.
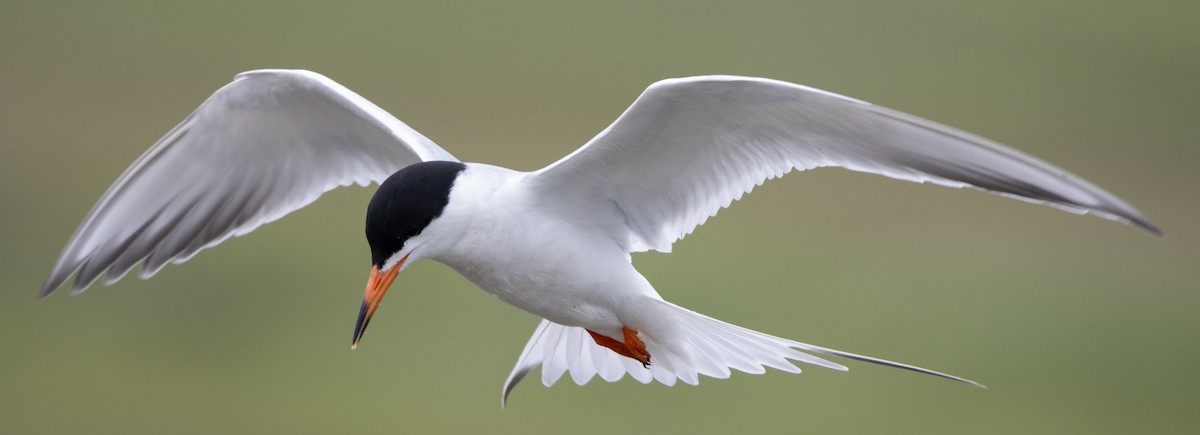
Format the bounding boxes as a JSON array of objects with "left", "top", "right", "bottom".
[{"left": 351, "top": 255, "right": 406, "bottom": 349}]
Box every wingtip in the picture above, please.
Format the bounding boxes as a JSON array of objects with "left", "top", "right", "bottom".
[
  {"left": 38, "top": 273, "right": 67, "bottom": 299},
  {"left": 1135, "top": 219, "right": 1165, "bottom": 239},
  {"left": 500, "top": 382, "right": 514, "bottom": 409},
  {"left": 1092, "top": 195, "right": 1163, "bottom": 238},
  {"left": 1116, "top": 212, "right": 1164, "bottom": 238}
]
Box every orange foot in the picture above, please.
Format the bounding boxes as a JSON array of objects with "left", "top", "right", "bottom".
[{"left": 587, "top": 326, "right": 651, "bottom": 368}]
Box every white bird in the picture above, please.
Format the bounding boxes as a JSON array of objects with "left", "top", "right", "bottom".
[{"left": 42, "top": 70, "right": 1160, "bottom": 407}]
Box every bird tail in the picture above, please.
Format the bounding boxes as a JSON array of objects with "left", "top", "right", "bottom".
[{"left": 501, "top": 299, "right": 982, "bottom": 407}]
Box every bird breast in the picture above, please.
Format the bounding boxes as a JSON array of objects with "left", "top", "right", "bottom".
[{"left": 416, "top": 163, "right": 651, "bottom": 331}]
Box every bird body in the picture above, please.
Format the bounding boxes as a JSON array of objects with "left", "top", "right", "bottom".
[
  {"left": 415, "top": 163, "right": 652, "bottom": 335},
  {"left": 424, "top": 162, "right": 977, "bottom": 401},
  {"left": 41, "top": 69, "right": 1160, "bottom": 406}
]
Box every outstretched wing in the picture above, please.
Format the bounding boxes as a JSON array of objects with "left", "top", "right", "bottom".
[
  {"left": 42, "top": 70, "right": 456, "bottom": 296},
  {"left": 528, "top": 76, "right": 1159, "bottom": 254}
]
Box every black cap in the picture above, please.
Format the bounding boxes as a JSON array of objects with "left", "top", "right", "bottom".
[{"left": 365, "top": 161, "right": 466, "bottom": 268}]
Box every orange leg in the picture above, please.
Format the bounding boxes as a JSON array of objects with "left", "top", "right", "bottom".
[{"left": 586, "top": 327, "right": 651, "bottom": 368}]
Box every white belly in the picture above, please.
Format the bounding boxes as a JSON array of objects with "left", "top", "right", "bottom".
[
  {"left": 445, "top": 234, "right": 631, "bottom": 329},
  {"left": 414, "top": 164, "right": 658, "bottom": 332}
]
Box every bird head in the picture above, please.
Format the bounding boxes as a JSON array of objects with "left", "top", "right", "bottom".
[{"left": 353, "top": 161, "right": 466, "bottom": 349}]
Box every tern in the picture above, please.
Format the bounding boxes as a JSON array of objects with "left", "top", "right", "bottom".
[{"left": 42, "top": 70, "right": 1159, "bottom": 406}]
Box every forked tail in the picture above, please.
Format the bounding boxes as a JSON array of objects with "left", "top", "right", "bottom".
[{"left": 501, "top": 299, "right": 982, "bottom": 407}]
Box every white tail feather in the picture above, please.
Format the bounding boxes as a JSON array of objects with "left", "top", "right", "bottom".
[{"left": 501, "top": 300, "right": 982, "bottom": 407}]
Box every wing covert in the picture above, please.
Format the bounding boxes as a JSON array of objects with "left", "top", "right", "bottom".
[
  {"left": 529, "top": 76, "right": 1159, "bottom": 253},
  {"left": 42, "top": 70, "right": 456, "bottom": 296}
]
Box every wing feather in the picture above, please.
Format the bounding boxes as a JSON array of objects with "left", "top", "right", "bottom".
[
  {"left": 530, "top": 76, "right": 1159, "bottom": 253},
  {"left": 42, "top": 69, "right": 455, "bottom": 296}
]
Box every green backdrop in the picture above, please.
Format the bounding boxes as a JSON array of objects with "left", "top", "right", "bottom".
[{"left": 2, "top": 1, "right": 1196, "bottom": 434}]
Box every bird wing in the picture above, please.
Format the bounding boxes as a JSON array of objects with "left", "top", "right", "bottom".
[
  {"left": 41, "top": 69, "right": 456, "bottom": 296},
  {"left": 527, "top": 75, "right": 1159, "bottom": 254}
]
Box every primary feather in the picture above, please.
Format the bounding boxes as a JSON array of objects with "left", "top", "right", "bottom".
[
  {"left": 41, "top": 70, "right": 455, "bottom": 296},
  {"left": 531, "top": 76, "right": 1159, "bottom": 254},
  {"left": 42, "top": 71, "right": 1159, "bottom": 409}
]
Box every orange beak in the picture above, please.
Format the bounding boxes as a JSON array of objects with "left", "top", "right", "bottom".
[{"left": 351, "top": 255, "right": 406, "bottom": 349}]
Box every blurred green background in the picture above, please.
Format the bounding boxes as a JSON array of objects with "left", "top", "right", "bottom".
[{"left": 2, "top": 1, "right": 1197, "bottom": 433}]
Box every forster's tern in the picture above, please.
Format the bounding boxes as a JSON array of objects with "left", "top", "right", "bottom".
[{"left": 41, "top": 70, "right": 1159, "bottom": 406}]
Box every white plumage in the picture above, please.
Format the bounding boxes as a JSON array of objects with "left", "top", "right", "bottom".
[
  {"left": 41, "top": 70, "right": 1158, "bottom": 407},
  {"left": 531, "top": 75, "right": 1157, "bottom": 255},
  {"left": 503, "top": 301, "right": 989, "bottom": 407},
  {"left": 41, "top": 70, "right": 456, "bottom": 296}
]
